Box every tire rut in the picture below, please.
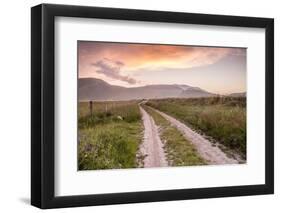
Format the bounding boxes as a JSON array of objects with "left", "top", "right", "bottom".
[
  {"left": 150, "top": 107, "right": 238, "bottom": 165},
  {"left": 139, "top": 105, "right": 168, "bottom": 168}
]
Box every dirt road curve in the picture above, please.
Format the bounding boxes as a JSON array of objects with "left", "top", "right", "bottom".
[
  {"left": 139, "top": 106, "right": 168, "bottom": 168},
  {"left": 151, "top": 108, "right": 238, "bottom": 165}
]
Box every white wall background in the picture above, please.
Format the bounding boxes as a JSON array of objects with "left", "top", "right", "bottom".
[{"left": 0, "top": 0, "right": 279, "bottom": 212}]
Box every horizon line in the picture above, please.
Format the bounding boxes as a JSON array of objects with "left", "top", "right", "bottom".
[{"left": 78, "top": 77, "right": 246, "bottom": 95}]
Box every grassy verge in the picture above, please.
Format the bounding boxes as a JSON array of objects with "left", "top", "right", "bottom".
[
  {"left": 142, "top": 105, "right": 206, "bottom": 166},
  {"left": 146, "top": 97, "right": 246, "bottom": 157},
  {"left": 78, "top": 101, "right": 143, "bottom": 170}
]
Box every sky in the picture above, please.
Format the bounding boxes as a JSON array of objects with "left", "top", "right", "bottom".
[{"left": 78, "top": 41, "right": 246, "bottom": 94}]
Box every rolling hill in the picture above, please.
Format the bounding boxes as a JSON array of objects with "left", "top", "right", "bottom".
[{"left": 79, "top": 78, "right": 215, "bottom": 101}]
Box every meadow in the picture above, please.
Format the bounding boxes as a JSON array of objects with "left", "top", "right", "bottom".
[
  {"left": 78, "top": 101, "right": 143, "bottom": 170},
  {"left": 78, "top": 96, "right": 246, "bottom": 170},
  {"left": 145, "top": 97, "right": 246, "bottom": 157}
]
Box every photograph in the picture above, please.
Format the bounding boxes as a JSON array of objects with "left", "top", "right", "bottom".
[
  {"left": 78, "top": 41, "right": 247, "bottom": 170},
  {"left": 29, "top": 3, "right": 274, "bottom": 209}
]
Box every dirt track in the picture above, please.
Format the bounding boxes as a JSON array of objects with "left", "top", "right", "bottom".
[
  {"left": 151, "top": 107, "right": 238, "bottom": 165},
  {"left": 139, "top": 106, "right": 168, "bottom": 168}
]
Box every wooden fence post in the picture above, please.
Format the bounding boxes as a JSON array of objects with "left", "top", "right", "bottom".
[{"left": 89, "top": 101, "right": 93, "bottom": 116}]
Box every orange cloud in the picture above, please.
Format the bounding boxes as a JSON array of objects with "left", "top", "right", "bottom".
[
  {"left": 79, "top": 42, "right": 236, "bottom": 70},
  {"left": 78, "top": 41, "right": 246, "bottom": 85}
]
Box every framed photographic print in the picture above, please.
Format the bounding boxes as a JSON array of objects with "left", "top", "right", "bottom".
[{"left": 31, "top": 4, "right": 274, "bottom": 209}]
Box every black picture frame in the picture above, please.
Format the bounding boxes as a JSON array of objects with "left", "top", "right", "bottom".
[{"left": 31, "top": 3, "right": 274, "bottom": 209}]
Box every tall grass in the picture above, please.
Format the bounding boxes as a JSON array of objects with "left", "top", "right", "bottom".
[
  {"left": 146, "top": 97, "right": 246, "bottom": 156},
  {"left": 79, "top": 101, "right": 141, "bottom": 128},
  {"left": 79, "top": 122, "right": 142, "bottom": 170},
  {"left": 78, "top": 101, "right": 143, "bottom": 170}
]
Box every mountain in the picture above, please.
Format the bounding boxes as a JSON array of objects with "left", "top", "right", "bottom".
[{"left": 78, "top": 78, "right": 215, "bottom": 101}]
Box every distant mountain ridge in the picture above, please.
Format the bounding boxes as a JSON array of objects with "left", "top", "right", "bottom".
[
  {"left": 79, "top": 78, "right": 215, "bottom": 101},
  {"left": 228, "top": 92, "right": 246, "bottom": 97}
]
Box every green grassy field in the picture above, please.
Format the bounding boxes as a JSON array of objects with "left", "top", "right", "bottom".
[
  {"left": 78, "top": 101, "right": 143, "bottom": 170},
  {"left": 142, "top": 105, "right": 206, "bottom": 166},
  {"left": 79, "top": 97, "right": 246, "bottom": 170},
  {"left": 145, "top": 97, "right": 246, "bottom": 157}
]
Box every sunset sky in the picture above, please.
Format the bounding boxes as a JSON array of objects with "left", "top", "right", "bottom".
[{"left": 78, "top": 41, "right": 246, "bottom": 94}]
